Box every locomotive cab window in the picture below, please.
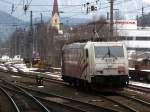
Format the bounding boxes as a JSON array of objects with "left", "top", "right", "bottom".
[
  {"left": 86, "top": 49, "right": 88, "bottom": 58},
  {"left": 94, "top": 46, "right": 124, "bottom": 58}
]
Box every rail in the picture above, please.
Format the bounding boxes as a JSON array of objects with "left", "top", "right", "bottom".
[
  {"left": 0, "top": 87, "right": 20, "bottom": 112},
  {"left": 1, "top": 79, "right": 50, "bottom": 112},
  {"left": 118, "top": 92, "right": 150, "bottom": 107},
  {"left": 16, "top": 84, "right": 121, "bottom": 112},
  {"left": 128, "top": 84, "right": 150, "bottom": 93}
]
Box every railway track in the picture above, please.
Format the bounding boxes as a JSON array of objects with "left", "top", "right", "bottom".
[
  {"left": 37, "top": 77, "right": 150, "bottom": 112},
  {"left": 0, "top": 78, "right": 120, "bottom": 112},
  {"left": 0, "top": 79, "right": 50, "bottom": 112},
  {"left": 30, "top": 73, "right": 150, "bottom": 112},
  {"left": 128, "top": 84, "right": 150, "bottom": 93},
  {"left": 100, "top": 92, "right": 150, "bottom": 112},
  {"left": 0, "top": 86, "right": 20, "bottom": 112},
  {"left": 1, "top": 71, "right": 150, "bottom": 112},
  {"left": 121, "top": 84, "right": 150, "bottom": 106},
  {"left": 118, "top": 92, "right": 150, "bottom": 107},
  {"left": 3, "top": 71, "right": 64, "bottom": 84},
  {"left": 14, "top": 83, "right": 121, "bottom": 112},
  {"left": 29, "top": 79, "right": 150, "bottom": 112},
  {"left": 15, "top": 83, "right": 146, "bottom": 112},
  {"left": 4, "top": 71, "right": 150, "bottom": 93}
]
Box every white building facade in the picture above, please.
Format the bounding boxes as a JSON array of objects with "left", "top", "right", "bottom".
[{"left": 115, "top": 20, "right": 150, "bottom": 52}]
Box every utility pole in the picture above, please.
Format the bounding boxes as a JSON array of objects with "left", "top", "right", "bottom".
[
  {"left": 107, "top": 12, "right": 109, "bottom": 20},
  {"left": 142, "top": 6, "right": 144, "bottom": 17},
  {"left": 40, "top": 13, "right": 43, "bottom": 24},
  {"left": 30, "top": 11, "right": 33, "bottom": 31},
  {"left": 109, "top": 0, "right": 114, "bottom": 41},
  {"left": 142, "top": 5, "right": 144, "bottom": 28},
  {"left": 30, "top": 11, "right": 33, "bottom": 67}
]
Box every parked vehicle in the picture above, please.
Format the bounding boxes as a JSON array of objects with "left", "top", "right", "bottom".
[{"left": 129, "top": 58, "right": 150, "bottom": 82}]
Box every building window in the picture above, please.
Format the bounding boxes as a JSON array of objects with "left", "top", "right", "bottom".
[
  {"left": 136, "top": 37, "right": 150, "bottom": 40},
  {"left": 128, "top": 47, "right": 150, "bottom": 52},
  {"left": 124, "top": 36, "right": 133, "bottom": 40}
]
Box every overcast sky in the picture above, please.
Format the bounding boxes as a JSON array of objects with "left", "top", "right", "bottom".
[
  {"left": 0, "top": 0, "right": 150, "bottom": 22},
  {"left": 143, "top": 0, "right": 150, "bottom": 4}
]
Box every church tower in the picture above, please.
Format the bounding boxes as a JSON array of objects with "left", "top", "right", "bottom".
[{"left": 51, "top": 0, "right": 60, "bottom": 31}]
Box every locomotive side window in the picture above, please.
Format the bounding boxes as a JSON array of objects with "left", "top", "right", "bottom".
[
  {"left": 86, "top": 49, "right": 88, "bottom": 58},
  {"left": 95, "top": 46, "right": 124, "bottom": 58}
]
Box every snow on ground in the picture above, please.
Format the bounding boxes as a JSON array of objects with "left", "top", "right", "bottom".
[
  {"left": 45, "top": 72, "right": 62, "bottom": 80},
  {"left": 23, "top": 70, "right": 62, "bottom": 80},
  {"left": 129, "top": 68, "right": 135, "bottom": 70},
  {"left": 0, "top": 66, "right": 8, "bottom": 71},
  {"left": 11, "top": 75, "right": 21, "bottom": 78},
  {"left": 141, "top": 69, "right": 150, "bottom": 72},
  {"left": 25, "top": 68, "right": 39, "bottom": 73},
  {"left": 13, "top": 63, "right": 39, "bottom": 73},
  {"left": 130, "top": 81, "right": 150, "bottom": 88}
]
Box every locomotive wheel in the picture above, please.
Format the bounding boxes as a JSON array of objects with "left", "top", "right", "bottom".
[
  {"left": 75, "top": 80, "right": 80, "bottom": 87},
  {"left": 86, "top": 84, "right": 92, "bottom": 92},
  {"left": 71, "top": 81, "right": 75, "bottom": 87},
  {"left": 69, "top": 82, "right": 72, "bottom": 86},
  {"left": 83, "top": 81, "right": 87, "bottom": 88}
]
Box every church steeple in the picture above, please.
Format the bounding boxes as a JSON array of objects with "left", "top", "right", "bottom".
[
  {"left": 52, "top": 0, "right": 59, "bottom": 16},
  {"left": 51, "top": 0, "right": 60, "bottom": 31}
]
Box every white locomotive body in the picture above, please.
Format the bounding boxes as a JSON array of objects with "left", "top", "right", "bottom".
[{"left": 61, "top": 41, "right": 129, "bottom": 90}]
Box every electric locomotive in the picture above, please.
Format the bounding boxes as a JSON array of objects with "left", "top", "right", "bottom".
[{"left": 61, "top": 41, "right": 129, "bottom": 91}]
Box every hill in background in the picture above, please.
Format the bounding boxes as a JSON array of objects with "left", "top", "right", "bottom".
[
  {"left": 0, "top": 11, "right": 26, "bottom": 41},
  {"left": 0, "top": 10, "right": 91, "bottom": 42}
]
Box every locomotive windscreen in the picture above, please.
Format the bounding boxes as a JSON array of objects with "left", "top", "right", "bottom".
[{"left": 94, "top": 46, "right": 124, "bottom": 58}]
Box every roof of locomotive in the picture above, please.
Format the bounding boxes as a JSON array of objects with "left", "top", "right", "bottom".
[
  {"left": 62, "top": 41, "right": 124, "bottom": 49},
  {"left": 62, "top": 42, "right": 86, "bottom": 49},
  {"left": 93, "top": 41, "right": 124, "bottom": 46}
]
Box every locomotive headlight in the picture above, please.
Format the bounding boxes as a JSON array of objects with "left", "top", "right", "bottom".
[{"left": 118, "top": 65, "right": 125, "bottom": 74}]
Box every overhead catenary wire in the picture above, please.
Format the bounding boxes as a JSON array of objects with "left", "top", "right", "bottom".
[
  {"left": 0, "top": 0, "right": 149, "bottom": 14},
  {"left": 63, "top": 0, "right": 129, "bottom": 19},
  {"left": 124, "top": 4, "right": 150, "bottom": 14},
  {"left": 1, "top": 0, "right": 150, "bottom": 27},
  {"left": 11, "top": 0, "right": 24, "bottom": 14},
  {"left": 23, "top": 0, "right": 33, "bottom": 12},
  {"left": 60, "top": 1, "right": 150, "bottom": 24},
  {"left": 0, "top": 0, "right": 125, "bottom": 19}
]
